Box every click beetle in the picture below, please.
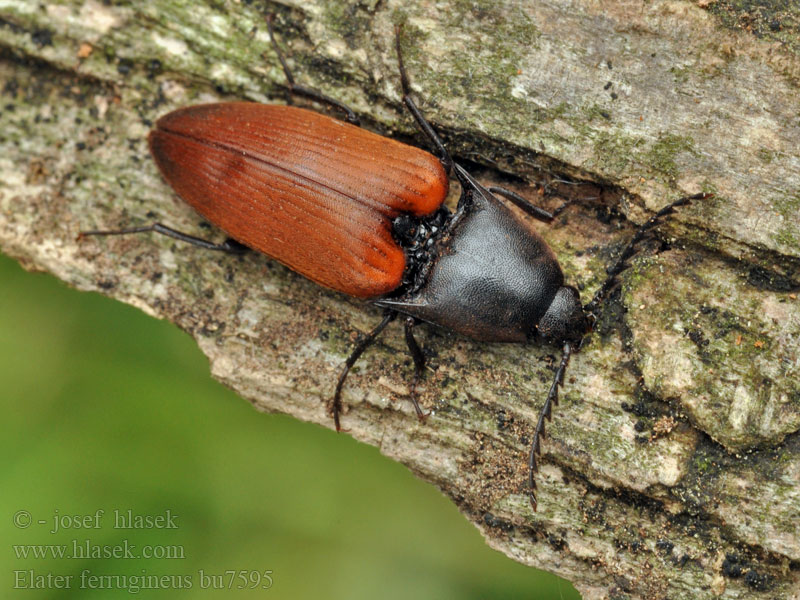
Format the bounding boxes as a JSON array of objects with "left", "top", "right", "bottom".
[{"left": 80, "top": 18, "right": 710, "bottom": 509}]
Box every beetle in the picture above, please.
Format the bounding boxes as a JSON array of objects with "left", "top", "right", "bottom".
[{"left": 80, "top": 18, "right": 710, "bottom": 509}]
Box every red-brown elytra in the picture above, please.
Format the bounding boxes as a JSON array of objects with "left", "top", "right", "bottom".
[{"left": 80, "top": 17, "right": 711, "bottom": 510}]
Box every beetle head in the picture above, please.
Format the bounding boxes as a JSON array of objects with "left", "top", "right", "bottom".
[{"left": 536, "top": 285, "right": 590, "bottom": 346}]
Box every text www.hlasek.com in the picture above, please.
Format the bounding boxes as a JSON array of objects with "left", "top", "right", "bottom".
[{"left": 13, "top": 539, "right": 184, "bottom": 560}]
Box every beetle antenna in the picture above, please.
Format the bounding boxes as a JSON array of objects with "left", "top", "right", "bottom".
[
  {"left": 526, "top": 193, "right": 710, "bottom": 507},
  {"left": 584, "top": 192, "right": 712, "bottom": 317},
  {"left": 528, "top": 341, "right": 572, "bottom": 511}
]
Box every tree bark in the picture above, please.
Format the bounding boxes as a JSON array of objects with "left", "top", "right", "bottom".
[{"left": 1, "top": 1, "right": 798, "bottom": 598}]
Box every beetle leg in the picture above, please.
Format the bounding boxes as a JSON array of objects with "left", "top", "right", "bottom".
[
  {"left": 528, "top": 341, "right": 572, "bottom": 512},
  {"left": 266, "top": 15, "right": 360, "bottom": 125},
  {"left": 488, "top": 186, "right": 555, "bottom": 224},
  {"left": 394, "top": 25, "right": 453, "bottom": 175},
  {"left": 78, "top": 223, "right": 248, "bottom": 254},
  {"left": 404, "top": 316, "right": 428, "bottom": 421},
  {"left": 332, "top": 310, "right": 398, "bottom": 431}
]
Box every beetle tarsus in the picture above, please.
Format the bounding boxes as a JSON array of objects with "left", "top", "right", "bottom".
[
  {"left": 528, "top": 341, "right": 572, "bottom": 512},
  {"left": 403, "top": 316, "right": 428, "bottom": 420},
  {"left": 266, "top": 14, "right": 360, "bottom": 125},
  {"left": 394, "top": 25, "right": 454, "bottom": 175},
  {"left": 488, "top": 186, "right": 555, "bottom": 223},
  {"left": 332, "top": 311, "right": 398, "bottom": 430},
  {"left": 550, "top": 199, "right": 573, "bottom": 219}
]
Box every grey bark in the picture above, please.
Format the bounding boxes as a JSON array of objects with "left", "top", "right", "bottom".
[{"left": 1, "top": 1, "right": 799, "bottom": 598}]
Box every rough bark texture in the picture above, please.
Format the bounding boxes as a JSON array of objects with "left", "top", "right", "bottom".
[{"left": 1, "top": 1, "right": 798, "bottom": 598}]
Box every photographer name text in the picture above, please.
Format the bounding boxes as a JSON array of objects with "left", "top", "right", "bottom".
[{"left": 43, "top": 509, "right": 178, "bottom": 534}]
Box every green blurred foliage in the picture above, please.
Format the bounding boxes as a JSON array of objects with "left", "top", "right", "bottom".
[{"left": 0, "top": 252, "right": 580, "bottom": 599}]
